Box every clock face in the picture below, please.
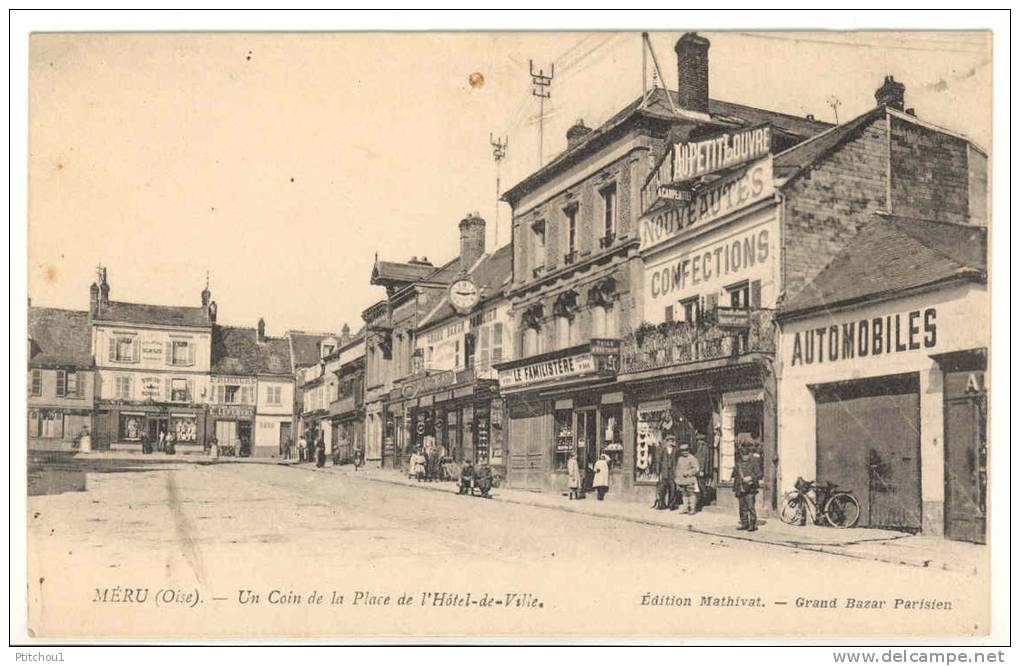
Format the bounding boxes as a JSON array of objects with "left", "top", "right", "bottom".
[{"left": 449, "top": 279, "right": 480, "bottom": 312}]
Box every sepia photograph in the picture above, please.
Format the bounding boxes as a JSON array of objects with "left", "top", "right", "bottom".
[{"left": 10, "top": 10, "right": 1009, "bottom": 651}]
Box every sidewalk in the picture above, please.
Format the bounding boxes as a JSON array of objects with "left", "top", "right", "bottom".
[
  {"left": 335, "top": 465, "right": 985, "bottom": 575},
  {"left": 71, "top": 450, "right": 297, "bottom": 465}
]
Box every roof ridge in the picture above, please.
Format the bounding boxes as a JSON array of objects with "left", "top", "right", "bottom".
[{"left": 885, "top": 217, "right": 987, "bottom": 272}]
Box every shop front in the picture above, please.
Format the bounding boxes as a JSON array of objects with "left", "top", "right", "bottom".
[
  {"left": 386, "top": 368, "right": 505, "bottom": 477},
  {"left": 777, "top": 282, "right": 989, "bottom": 540},
  {"left": 208, "top": 404, "right": 255, "bottom": 456},
  {"left": 96, "top": 400, "right": 207, "bottom": 453},
  {"left": 496, "top": 339, "right": 622, "bottom": 493},
  {"left": 617, "top": 309, "right": 778, "bottom": 510}
]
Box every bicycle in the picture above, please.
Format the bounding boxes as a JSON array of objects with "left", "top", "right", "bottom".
[{"left": 779, "top": 477, "right": 861, "bottom": 529}]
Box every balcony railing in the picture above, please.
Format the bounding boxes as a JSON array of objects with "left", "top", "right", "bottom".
[{"left": 620, "top": 308, "right": 775, "bottom": 375}]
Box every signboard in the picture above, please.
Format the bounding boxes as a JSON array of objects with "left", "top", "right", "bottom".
[
  {"left": 394, "top": 370, "right": 458, "bottom": 401},
  {"left": 673, "top": 125, "right": 772, "bottom": 182},
  {"left": 140, "top": 341, "right": 165, "bottom": 362},
  {"left": 790, "top": 307, "right": 938, "bottom": 367},
  {"left": 640, "top": 156, "right": 774, "bottom": 253},
  {"left": 140, "top": 377, "right": 161, "bottom": 400},
  {"left": 498, "top": 341, "right": 620, "bottom": 390},
  {"left": 212, "top": 375, "right": 257, "bottom": 385},
  {"left": 210, "top": 405, "right": 255, "bottom": 419}
]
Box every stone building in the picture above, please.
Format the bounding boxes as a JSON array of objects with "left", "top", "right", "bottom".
[{"left": 28, "top": 306, "right": 95, "bottom": 450}]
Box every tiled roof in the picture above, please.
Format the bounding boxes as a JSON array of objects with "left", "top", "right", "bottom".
[
  {"left": 94, "top": 300, "right": 212, "bottom": 327},
  {"left": 212, "top": 326, "right": 293, "bottom": 376},
  {"left": 417, "top": 244, "right": 513, "bottom": 330},
  {"left": 289, "top": 331, "right": 334, "bottom": 368},
  {"left": 779, "top": 214, "right": 987, "bottom": 317},
  {"left": 372, "top": 260, "right": 436, "bottom": 285},
  {"left": 503, "top": 88, "right": 832, "bottom": 203},
  {"left": 773, "top": 106, "right": 885, "bottom": 181},
  {"left": 28, "top": 307, "right": 93, "bottom": 368}
]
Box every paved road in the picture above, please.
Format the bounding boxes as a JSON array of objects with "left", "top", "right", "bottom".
[{"left": 25, "top": 461, "right": 988, "bottom": 638}]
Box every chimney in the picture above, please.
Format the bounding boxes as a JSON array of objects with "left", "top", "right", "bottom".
[
  {"left": 458, "top": 212, "right": 486, "bottom": 273},
  {"left": 209, "top": 301, "right": 217, "bottom": 323},
  {"left": 675, "top": 32, "right": 711, "bottom": 115},
  {"left": 98, "top": 267, "right": 110, "bottom": 306},
  {"left": 341, "top": 323, "right": 351, "bottom": 344},
  {"left": 201, "top": 285, "right": 211, "bottom": 307},
  {"left": 566, "top": 119, "right": 592, "bottom": 150},
  {"left": 257, "top": 317, "right": 266, "bottom": 342},
  {"left": 89, "top": 281, "right": 100, "bottom": 316},
  {"left": 875, "top": 75, "right": 905, "bottom": 110}
]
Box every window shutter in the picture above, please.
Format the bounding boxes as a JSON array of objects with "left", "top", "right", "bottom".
[
  {"left": 165, "top": 342, "right": 173, "bottom": 365},
  {"left": 56, "top": 414, "right": 65, "bottom": 440},
  {"left": 187, "top": 379, "right": 194, "bottom": 402},
  {"left": 126, "top": 376, "right": 133, "bottom": 398},
  {"left": 242, "top": 386, "right": 252, "bottom": 404},
  {"left": 132, "top": 338, "right": 140, "bottom": 363},
  {"left": 665, "top": 305, "right": 674, "bottom": 323},
  {"left": 216, "top": 385, "right": 225, "bottom": 404},
  {"left": 706, "top": 293, "right": 719, "bottom": 313},
  {"left": 109, "top": 337, "right": 117, "bottom": 362},
  {"left": 750, "top": 280, "right": 762, "bottom": 308},
  {"left": 29, "top": 410, "right": 38, "bottom": 437},
  {"left": 187, "top": 343, "right": 195, "bottom": 366},
  {"left": 165, "top": 377, "right": 172, "bottom": 401},
  {"left": 56, "top": 370, "right": 66, "bottom": 397}
]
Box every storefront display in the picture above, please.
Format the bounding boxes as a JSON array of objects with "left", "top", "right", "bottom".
[
  {"left": 119, "top": 413, "right": 145, "bottom": 441},
  {"left": 636, "top": 400, "right": 670, "bottom": 483},
  {"left": 171, "top": 414, "right": 198, "bottom": 442},
  {"left": 601, "top": 403, "right": 624, "bottom": 469}
]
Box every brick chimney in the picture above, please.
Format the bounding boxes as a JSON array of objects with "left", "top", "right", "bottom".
[
  {"left": 675, "top": 32, "right": 711, "bottom": 115},
  {"left": 98, "top": 267, "right": 110, "bottom": 307},
  {"left": 89, "top": 281, "right": 100, "bottom": 316},
  {"left": 257, "top": 317, "right": 266, "bottom": 342},
  {"left": 875, "top": 75, "right": 905, "bottom": 110},
  {"left": 458, "top": 213, "right": 486, "bottom": 273},
  {"left": 341, "top": 323, "right": 351, "bottom": 345},
  {"left": 566, "top": 119, "right": 592, "bottom": 150}
]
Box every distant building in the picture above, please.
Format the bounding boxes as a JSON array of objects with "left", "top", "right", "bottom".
[
  {"left": 288, "top": 329, "right": 337, "bottom": 445},
  {"left": 326, "top": 324, "right": 366, "bottom": 463},
  {"left": 28, "top": 306, "right": 95, "bottom": 450},
  {"left": 90, "top": 268, "right": 215, "bottom": 452}
]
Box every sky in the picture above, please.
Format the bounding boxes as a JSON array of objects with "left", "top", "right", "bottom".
[{"left": 28, "top": 30, "right": 991, "bottom": 337}]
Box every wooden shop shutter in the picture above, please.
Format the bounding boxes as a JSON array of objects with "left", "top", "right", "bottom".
[{"left": 750, "top": 280, "right": 762, "bottom": 308}]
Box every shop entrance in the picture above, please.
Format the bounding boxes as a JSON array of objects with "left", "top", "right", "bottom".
[
  {"left": 814, "top": 373, "right": 921, "bottom": 531},
  {"left": 944, "top": 369, "right": 987, "bottom": 543},
  {"left": 216, "top": 420, "right": 237, "bottom": 448},
  {"left": 508, "top": 398, "right": 544, "bottom": 491},
  {"left": 576, "top": 408, "right": 597, "bottom": 488},
  {"left": 148, "top": 417, "right": 169, "bottom": 451},
  {"left": 238, "top": 421, "right": 252, "bottom": 456}
]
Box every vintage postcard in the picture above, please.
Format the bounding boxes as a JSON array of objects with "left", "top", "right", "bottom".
[{"left": 19, "top": 26, "right": 996, "bottom": 642}]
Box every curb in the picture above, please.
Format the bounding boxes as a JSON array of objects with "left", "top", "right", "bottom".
[{"left": 336, "top": 469, "right": 969, "bottom": 573}]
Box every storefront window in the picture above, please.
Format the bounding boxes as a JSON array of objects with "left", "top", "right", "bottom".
[
  {"left": 635, "top": 401, "right": 671, "bottom": 483},
  {"left": 475, "top": 403, "right": 490, "bottom": 462},
  {"left": 119, "top": 414, "right": 144, "bottom": 441},
  {"left": 171, "top": 415, "right": 198, "bottom": 442},
  {"left": 32, "top": 410, "right": 65, "bottom": 438},
  {"left": 600, "top": 404, "right": 624, "bottom": 469},
  {"left": 554, "top": 408, "right": 573, "bottom": 471}
]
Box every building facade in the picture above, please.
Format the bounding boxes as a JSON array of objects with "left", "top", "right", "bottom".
[
  {"left": 90, "top": 270, "right": 215, "bottom": 452},
  {"left": 328, "top": 325, "right": 366, "bottom": 464},
  {"left": 28, "top": 307, "right": 95, "bottom": 450}
]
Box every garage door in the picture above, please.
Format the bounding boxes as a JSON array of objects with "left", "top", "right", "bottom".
[{"left": 815, "top": 373, "right": 921, "bottom": 531}]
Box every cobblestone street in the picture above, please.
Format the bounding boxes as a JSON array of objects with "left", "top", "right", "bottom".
[{"left": 27, "top": 458, "right": 988, "bottom": 638}]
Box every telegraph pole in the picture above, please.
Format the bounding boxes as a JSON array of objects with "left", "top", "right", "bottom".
[
  {"left": 529, "top": 59, "right": 554, "bottom": 166},
  {"left": 827, "top": 95, "right": 842, "bottom": 124},
  {"left": 489, "top": 132, "right": 508, "bottom": 247}
]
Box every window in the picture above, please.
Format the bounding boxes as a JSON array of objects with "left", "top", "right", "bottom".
[
  {"left": 564, "top": 206, "right": 578, "bottom": 262},
  {"left": 522, "top": 327, "right": 540, "bottom": 357},
  {"left": 113, "top": 336, "right": 136, "bottom": 363},
  {"left": 555, "top": 316, "right": 572, "bottom": 350},
  {"left": 224, "top": 385, "right": 240, "bottom": 404},
  {"left": 591, "top": 306, "right": 615, "bottom": 338},
  {"left": 66, "top": 370, "right": 79, "bottom": 397},
  {"left": 171, "top": 378, "right": 189, "bottom": 402},
  {"left": 600, "top": 184, "right": 617, "bottom": 242},
  {"left": 600, "top": 404, "right": 624, "bottom": 469},
  {"left": 554, "top": 409, "right": 574, "bottom": 471},
  {"left": 171, "top": 340, "right": 192, "bottom": 366},
  {"left": 115, "top": 375, "right": 132, "bottom": 400},
  {"left": 32, "top": 409, "right": 64, "bottom": 439},
  {"left": 267, "top": 386, "right": 282, "bottom": 405},
  {"left": 119, "top": 414, "right": 143, "bottom": 441},
  {"left": 491, "top": 323, "right": 504, "bottom": 364},
  {"left": 464, "top": 333, "right": 476, "bottom": 370},
  {"left": 30, "top": 370, "right": 41, "bottom": 396},
  {"left": 531, "top": 222, "right": 546, "bottom": 273},
  {"left": 727, "top": 281, "right": 750, "bottom": 309},
  {"left": 454, "top": 339, "right": 461, "bottom": 369},
  {"left": 681, "top": 296, "right": 700, "bottom": 323}
]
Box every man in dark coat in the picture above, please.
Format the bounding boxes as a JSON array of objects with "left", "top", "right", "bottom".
[
  {"left": 653, "top": 434, "right": 679, "bottom": 510},
  {"left": 732, "top": 438, "right": 763, "bottom": 531},
  {"left": 459, "top": 460, "right": 475, "bottom": 495}
]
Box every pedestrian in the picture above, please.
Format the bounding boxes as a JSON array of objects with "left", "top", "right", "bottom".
[
  {"left": 78, "top": 426, "right": 92, "bottom": 453},
  {"left": 353, "top": 445, "right": 364, "bottom": 471},
  {"left": 654, "top": 434, "right": 679, "bottom": 510},
  {"left": 157, "top": 429, "right": 166, "bottom": 454},
  {"left": 410, "top": 448, "right": 426, "bottom": 482},
  {"left": 165, "top": 430, "right": 177, "bottom": 455},
  {"left": 209, "top": 436, "right": 219, "bottom": 461},
  {"left": 474, "top": 459, "right": 493, "bottom": 498},
  {"left": 315, "top": 433, "right": 326, "bottom": 468},
  {"left": 458, "top": 460, "right": 475, "bottom": 494},
  {"left": 140, "top": 429, "right": 151, "bottom": 455},
  {"left": 674, "top": 441, "right": 701, "bottom": 515},
  {"left": 566, "top": 452, "right": 581, "bottom": 500},
  {"left": 732, "top": 437, "right": 763, "bottom": 531},
  {"left": 282, "top": 437, "right": 292, "bottom": 461},
  {"left": 297, "top": 434, "right": 307, "bottom": 463},
  {"left": 232, "top": 434, "right": 241, "bottom": 459},
  {"left": 592, "top": 453, "right": 610, "bottom": 501}
]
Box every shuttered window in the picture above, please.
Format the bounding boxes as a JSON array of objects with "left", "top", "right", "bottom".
[
  {"left": 115, "top": 375, "right": 132, "bottom": 399},
  {"left": 111, "top": 336, "right": 138, "bottom": 363},
  {"left": 30, "top": 370, "right": 42, "bottom": 396},
  {"left": 491, "top": 323, "right": 504, "bottom": 364}
]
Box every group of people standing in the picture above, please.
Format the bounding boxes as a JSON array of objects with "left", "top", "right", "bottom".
[
  {"left": 409, "top": 443, "right": 448, "bottom": 482},
  {"left": 566, "top": 452, "right": 612, "bottom": 501},
  {"left": 140, "top": 428, "right": 176, "bottom": 455}
]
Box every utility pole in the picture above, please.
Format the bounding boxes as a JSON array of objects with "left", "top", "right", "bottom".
[
  {"left": 489, "top": 132, "right": 508, "bottom": 247},
  {"left": 827, "top": 95, "right": 842, "bottom": 124},
  {"left": 529, "top": 59, "right": 554, "bottom": 166}
]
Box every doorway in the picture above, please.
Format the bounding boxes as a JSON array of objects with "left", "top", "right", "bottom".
[
  {"left": 576, "top": 408, "right": 597, "bottom": 489},
  {"left": 148, "top": 417, "right": 169, "bottom": 451},
  {"left": 238, "top": 421, "right": 252, "bottom": 457},
  {"left": 216, "top": 420, "right": 237, "bottom": 448},
  {"left": 944, "top": 369, "right": 987, "bottom": 543}
]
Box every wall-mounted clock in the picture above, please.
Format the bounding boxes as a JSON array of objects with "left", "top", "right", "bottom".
[{"left": 449, "top": 278, "right": 480, "bottom": 313}]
